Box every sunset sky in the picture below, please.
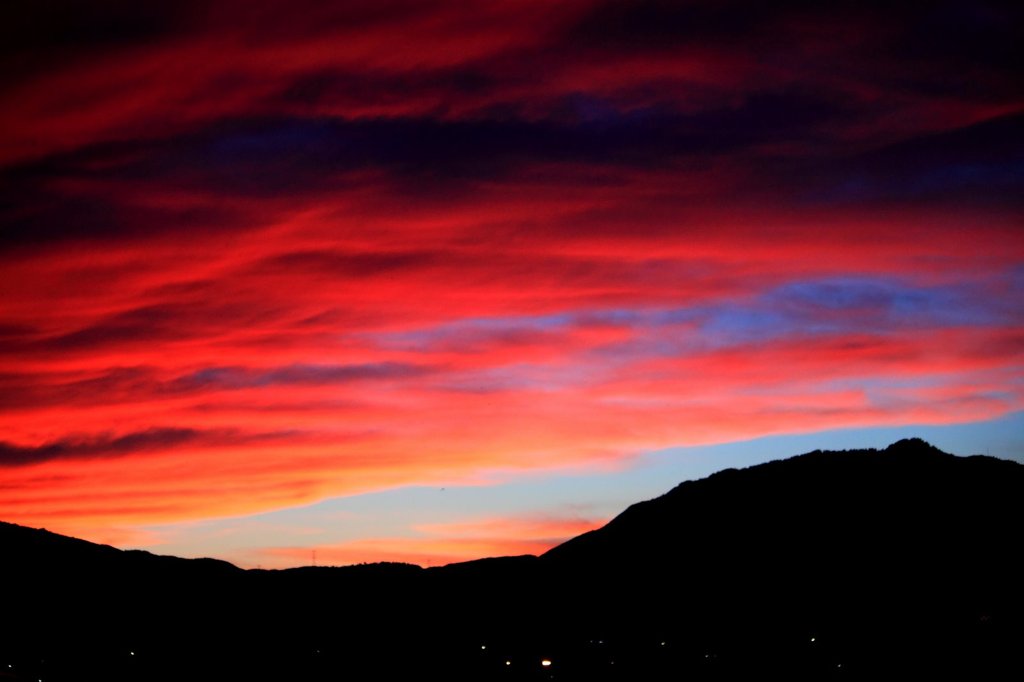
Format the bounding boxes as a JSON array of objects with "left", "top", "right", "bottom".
[{"left": 1, "top": 0, "right": 1021, "bottom": 568}]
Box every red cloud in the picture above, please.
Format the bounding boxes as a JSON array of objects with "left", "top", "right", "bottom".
[{"left": 1, "top": 1, "right": 1021, "bottom": 559}]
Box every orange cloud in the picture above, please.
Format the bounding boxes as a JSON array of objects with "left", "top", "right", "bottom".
[
  {"left": 1, "top": 0, "right": 1021, "bottom": 561},
  {"left": 262, "top": 514, "right": 605, "bottom": 568}
]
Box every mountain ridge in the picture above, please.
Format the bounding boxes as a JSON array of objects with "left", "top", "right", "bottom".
[
  {"left": 1, "top": 438, "right": 1021, "bottom": 681},
  {"left": 7, "top": 437, "right": 1010, "bottom": 573}
]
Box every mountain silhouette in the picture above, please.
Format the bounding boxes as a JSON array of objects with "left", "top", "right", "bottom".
[{"left": 1, "top": 438, "right": 1020, "bottom": 680}]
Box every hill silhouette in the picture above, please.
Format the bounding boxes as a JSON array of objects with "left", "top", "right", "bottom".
[{"left": 1, "top": 438, "right": 1021, "bottom": 680}]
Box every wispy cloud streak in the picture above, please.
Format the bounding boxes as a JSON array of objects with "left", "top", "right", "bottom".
[{"left": 0, "top": 0, "right": 1020, "bottom": 560}]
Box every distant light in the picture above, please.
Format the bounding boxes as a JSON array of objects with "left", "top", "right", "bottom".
[
  {"left": 481, "top": 645, "right": 486, "bottom": 650},
  {"left": 505, "top": 660, "right": 511, "bottom": 666},
  {"left": 541, "top": 659, "right": 552, "bottom": 667},
  {"left": 810, "top": 637, "right": 816, "bottom": 643},
  {"left": 660, "top": 641, "right": 666, "bottom": 646},
  {"left": 130, "top": 651, "right": 135, "bottom": 656}
]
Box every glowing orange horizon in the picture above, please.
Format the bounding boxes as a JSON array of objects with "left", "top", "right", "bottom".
[{"left": 1, "top": 0, "right": 1021, "bottom": 566}]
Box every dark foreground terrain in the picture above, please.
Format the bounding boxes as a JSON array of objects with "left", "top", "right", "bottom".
[{"left": 2, "top": 439, "right": 1021, "bottom": 680}]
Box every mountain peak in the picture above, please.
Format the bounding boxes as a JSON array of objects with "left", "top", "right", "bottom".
[{"left": 884, "top": 437, "right": 947, "bottom": 456}]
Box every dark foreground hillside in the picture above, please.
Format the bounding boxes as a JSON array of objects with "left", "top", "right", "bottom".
[{"left": 2, "top": 439, "right": 1021, "bottom": 680}]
